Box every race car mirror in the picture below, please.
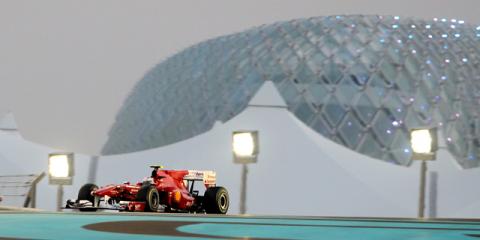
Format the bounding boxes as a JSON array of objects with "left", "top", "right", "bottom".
[
  {"left": 232, "top": 131, "right": 259, "bottom": 164},
  {"left": 48, "top": 153, "right": 74, "bottom": 185}
]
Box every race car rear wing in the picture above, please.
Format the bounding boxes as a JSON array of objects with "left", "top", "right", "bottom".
[{"left": 184, "top": 170, "right": 216, "bottom": 186}]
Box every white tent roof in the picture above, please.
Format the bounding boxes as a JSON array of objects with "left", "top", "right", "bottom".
[
  {"left": 0, "top": 112, "right": 18, "bottom": 131},
  {"left": 248, "top": 81, "right": 287, "bottom": 107}
]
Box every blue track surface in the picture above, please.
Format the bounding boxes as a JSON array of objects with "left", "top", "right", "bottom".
[{"left": 1, "top": 212, "right": 480, "bottom": 240}]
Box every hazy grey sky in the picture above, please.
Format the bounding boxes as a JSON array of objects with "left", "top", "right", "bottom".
[{"left": 1, "top": 0, "right": 479, "bottom": 154}]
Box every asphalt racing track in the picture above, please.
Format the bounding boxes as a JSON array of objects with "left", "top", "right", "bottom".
[{"left": 2, "top": 211, "right": 480, "bottom": 239}]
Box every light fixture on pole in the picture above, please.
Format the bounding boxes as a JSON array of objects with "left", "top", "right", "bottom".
[
  {"left": 410, "top": 128, "right": 437, "bottom": 218},
  {"left": 232, "top": 131, "right": 259, "bottom": 214},
  {"left": 48, "top": 153, "right": 74, "bottom": 211}
]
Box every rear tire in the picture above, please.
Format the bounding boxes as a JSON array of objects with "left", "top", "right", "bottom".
[
  {"left": 136, "top": 185, "right": 160, "bottom": 212},
  {"left": 78, "top": 183, "right": 98, "bottom": 212},
  {"left": 204, "top": 186, "right": 229, "bottom": 214}
]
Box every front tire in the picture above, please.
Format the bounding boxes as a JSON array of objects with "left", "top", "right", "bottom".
[
  {"left": 77, "top": 183, "right": 98, "bottom": 212},
  {"left": 136, "top": 185, "right": 160, "bottom": 212},
  {"left": 204, "top": 186, "right": 229, "bottom": 214}
]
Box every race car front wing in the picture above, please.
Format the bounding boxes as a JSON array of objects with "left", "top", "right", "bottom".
[{"left": 65, "top": 199, "right": 147, "bottom": 212}]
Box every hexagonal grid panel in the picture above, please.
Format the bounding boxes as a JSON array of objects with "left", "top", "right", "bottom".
[{"left": 102, "top": 15, "right": 480, "bottom": 169}]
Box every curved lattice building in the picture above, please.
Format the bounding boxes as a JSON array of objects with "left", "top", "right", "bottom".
[{"left": 102, "top": 15, "right": 480, "bottom": 168}]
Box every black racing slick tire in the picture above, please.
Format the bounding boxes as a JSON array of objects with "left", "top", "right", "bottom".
[
  {"left": 204, "top": 186, "right": 229, "bottom": 214},
  {"left": 136, "top": 185, "right": 160, "bottom": 212},
  {"left": 77, "top": 183, "right": 98, "bottom": 212}
]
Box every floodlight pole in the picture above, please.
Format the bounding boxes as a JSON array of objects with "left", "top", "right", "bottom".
[
  {"left": 57, "top": 184, "right": 64, "bottom": 212},
  {"left": 239, "top": 164, "right": 248, "bottom": 214},
  {"left": 48, "top": 153, "right": 74, "bottom": 212},
  {"left": 410, "top": 128, "right": 437, "bottom": 219},
  {"left": 418, "top": 160, "right": 427, "bottom": 218},
  {"left": 233, "top": 130, "right": 259, "bottom": 215}
]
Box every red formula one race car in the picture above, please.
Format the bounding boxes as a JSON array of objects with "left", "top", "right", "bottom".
[{"left": 66, "top": 165, "right": 229, "bottom": 214}]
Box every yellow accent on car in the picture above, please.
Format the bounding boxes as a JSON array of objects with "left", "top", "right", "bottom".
[{"left": 174, "top": 191, "right": 182, "bottom": 202}]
